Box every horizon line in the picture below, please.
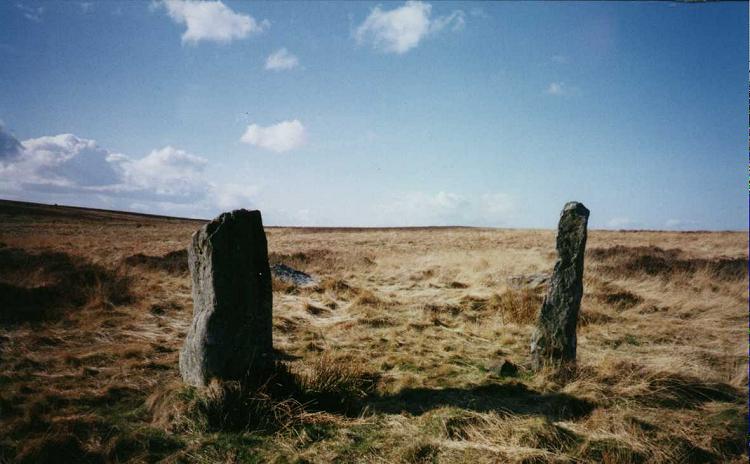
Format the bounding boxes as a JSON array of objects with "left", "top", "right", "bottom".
[{"left": 1, "top": 198, "right": 746, "bottom": 233}]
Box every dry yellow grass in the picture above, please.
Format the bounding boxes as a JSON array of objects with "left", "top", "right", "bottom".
[{"left": 0, "top": 200, "right": 746, "bottom": 463}]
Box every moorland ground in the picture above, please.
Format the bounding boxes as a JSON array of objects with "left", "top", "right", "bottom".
[{"left": 0, "top": 199, "right": 747, "bottom": 463}]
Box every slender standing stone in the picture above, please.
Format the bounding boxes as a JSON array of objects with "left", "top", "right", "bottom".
[
  {"left": 530, "top": 202, "right": 590, "bottom": 370},
  {"left": 179, "top": 209, "right": 273, "bottom": 387}
]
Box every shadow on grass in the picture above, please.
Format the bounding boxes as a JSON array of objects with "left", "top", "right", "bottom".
[
  {"left": 243, "top": 351, "right": 596, "bottom": 422},
  {"left": 361, "top": 381, "right": 595, "bottom": 421},
  {"left": 0, "top": 247, "right": 132, "bottom": 324},
  {"left": 272, "top": 348, "right": 302, "bottom": 361}
]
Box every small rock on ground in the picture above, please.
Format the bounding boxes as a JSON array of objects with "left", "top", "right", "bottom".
[{"left": 271, "top": 263, "right": 316, "bottom": 286}]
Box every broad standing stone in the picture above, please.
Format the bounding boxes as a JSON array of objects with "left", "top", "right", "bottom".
[
  {"left": 179, "top": 209, "right": 273, "bottom": 387},
  {"left": 530, "top": 202, "right": 590, "bottom": 370}
]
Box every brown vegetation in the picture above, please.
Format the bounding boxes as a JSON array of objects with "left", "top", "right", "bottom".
[
  {"left": 123, "top": 250, "right": 189, "bottom": 276},
  {"left": 0, "top": 200, "right": 746, "bottom": 463},
  {"left": 0, "top": 246, "right": 132, "bottom": 323}
]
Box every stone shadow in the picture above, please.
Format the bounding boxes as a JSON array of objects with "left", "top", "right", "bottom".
[{"left": 362, "top": 381, "right": 595, "bottom": 421}]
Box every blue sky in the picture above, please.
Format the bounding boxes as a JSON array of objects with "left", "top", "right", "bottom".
[{"left": 0, "top": 1, "right": 746, "bottom": 229}]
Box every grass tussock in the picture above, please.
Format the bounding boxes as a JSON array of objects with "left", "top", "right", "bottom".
[
  {"left": 597, "top": 289, "right": 642, "bottom": 310},
  {"left": 148, "top": 365, "right": 305, "bottom": 434},
  {"left": 295, "top": 353, "right": 380, "bottom": 413},
  {"left": 354, "top": 288, "right": 387, "bottom": 307},
  {"left": 182, "top": 380, "right": 303, "bottom": 433},
  {"left": 319, "top": 276, "right": 358, "bottom": 299},
  {"left": 150, "top": 354, "right": 378, "bottom": 436},
  {"left": 496, "top": 289, "right": 543, "bottom": 324},
  {"left": 578, "top": 309, "right": 614, "bottom": 326},
  {"left": 453, "top": 289, "right": 542, "bottom": 324}
]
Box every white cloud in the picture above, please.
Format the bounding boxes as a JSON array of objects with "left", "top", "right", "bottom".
[
  {"left": 551, "top": 54, "right": 568, "bottom": 64},
  {"left": 382, "top": 191, "right": 515, "bottom": 226},
  {"left": 0, "top": 125, "right": 261, "bottom": 217},
  {"left": 162, "top": 0, "right": 269, "bottom": 44},
  {"left": 9, "top": 133, "right": 122, "bottom": 188},
  {"left": 265, "top": 48, "right": 300, "bottom": 71},
  {"left": 240, "top": 119, "right": 307, "bottom": 153},
  {"left": 211, "top": 183, "right": 259, "bottom": 211},
  {"left": 112, "top": 145, "right": 208, "bottom": 198},
  {"left": 354, "top": 1, "right": 465, "bottom": 54}
]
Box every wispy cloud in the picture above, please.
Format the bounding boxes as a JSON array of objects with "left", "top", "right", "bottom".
[
  {"left": 211, "top": 183, "right": 259, "bottom": 212},
  {"left": 665, "top": 218, "right": 699, "bottom": 230},
  {"left": 240, "top": 120, "right": 307, "bottom": 153},
  {"left": 546, "top": 81, "right": 581, "bottom": 97},
  {"left": 605, "top": 217, "right": 634, "bottom": 229},
  {"left": 79, "top": 2, "right": 94, "bottom": 14},
  {"left": 380, "top": 191, "right": 515, "bottom": 226},
  {"left": 161, "top": 0, "right": 269, "bottom": 44},
  {"left": 546, "top": 82, "right": 566, "bottom": 96},
  {"left": 469, "top": 7, "right": 488, "bottom": 19},
  {"left": 354, "top": 1, "right": 465, "bottom": 55},
  {"left": 265, "top": 48, "right": 299, "bottom": 71},
  {"left": 16, "top": 3, "right": 44, "bottom": 22}
]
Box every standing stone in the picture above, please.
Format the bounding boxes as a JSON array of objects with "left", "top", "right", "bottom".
[
  {"left": 530, "top": 202, "right": 590, "bottom": 370},
  {"left": 179, "top": 209, "right": 273, "bottom": 387}
]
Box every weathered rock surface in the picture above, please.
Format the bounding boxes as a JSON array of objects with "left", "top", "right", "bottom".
[
  {"left": 271, "top": 263, "right": 316, "bottom": 287},
  {"left": 179, "top": 209, "right": 273, "bottom": 387},
  {"left": 530, "top": 202, "right": 590, "bottom": 370}
]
